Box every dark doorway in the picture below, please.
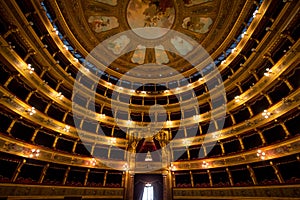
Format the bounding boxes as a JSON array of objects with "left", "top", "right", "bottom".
[{"left": 134, "top": 174, "right": 163, "bottom": 200}]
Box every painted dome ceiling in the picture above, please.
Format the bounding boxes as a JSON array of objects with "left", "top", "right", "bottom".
[{"left": 53, "top": 0, "right": 246, "bottom": 80}]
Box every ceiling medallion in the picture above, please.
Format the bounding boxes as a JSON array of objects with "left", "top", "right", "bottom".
[{"left": 126, "top": 0, "right": 176, "bottom": 39}]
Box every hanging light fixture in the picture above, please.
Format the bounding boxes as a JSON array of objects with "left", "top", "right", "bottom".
[{"left": 145, "top": 151, "right": 153, "bottom": 162}]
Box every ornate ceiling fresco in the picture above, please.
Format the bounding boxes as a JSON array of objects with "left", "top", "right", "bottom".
[{"left": 54, "top": 0, "right": 246, "bottom": 78}]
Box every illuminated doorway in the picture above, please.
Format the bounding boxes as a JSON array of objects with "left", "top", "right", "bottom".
[
  {"left": 142, "top": 183, "right": 154, "bottom": 200},
  {"left": 134, "top": 174, "right": 163, "bottom": 200}
]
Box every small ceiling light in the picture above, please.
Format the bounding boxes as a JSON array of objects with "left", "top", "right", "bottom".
[
  {"left": 262, "top": 110, "right": 271, "bottom": 118},
  {"left": 221, "top": 60, "right": 226, "bottom": 65},
  {"left": 166, "top": 120, "right": 172, "bottom": 125},
  {"left": 141, "top": 91, "right": 146, "bottom": 94},
  {"left": 73, "top": 58, "right": 78, "bottom": 62},
  {"left": 164, "top": 90, "right": 170, "bottom": 94}
]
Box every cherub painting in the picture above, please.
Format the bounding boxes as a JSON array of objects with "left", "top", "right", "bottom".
[
  {"left": 88, "top": 16, "right": 119, "bottom": 33},
  {"left": 182, "top": 16, "right": 213, "bottom": 33},
  {"left": 127, "top": 0, "right": 175, "bottom": 29}
]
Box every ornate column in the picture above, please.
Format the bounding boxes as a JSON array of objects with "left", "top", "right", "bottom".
[
  {"left": 237, "top": 136, "right": 245, "bottom": 150},
  {"left": 256, "top": 129, "right": 266, "bottom": 145},
  {"left": 83, "top": 169, "right": 90, "bottom": 186},
  {"left": 38, "top": 163, "right": 49, "bottom": 184},
  {"left": 162, "top": 170, "right": 169, "bottom": 200},
  {"left": 280, "top": 122, "right": 291, "bottom": 138},
  {"left": 226, "top": 167, "right": 234, "bottom": 186},
  {"left": 62, "top": 166, "right": 70, "bottom": 185},
  {"left": 189, "top": 170, "right": 194, "bottom": 187},
  {"left": 126, "top": 172, "right": 135, "bottom": 200},
  {"left": 11, "top": 159, "right": 26, "bottom": 182},
  {"left": 247, "top": 165, "right": 258, "bottom": 185},
  {"left": 270, "top": 161, "right": 284, "bottom": 183},
  {"left": 103, "top": 170, "right": 108, "bottom": 186},
  {"left": 207, "top": 169, "right": 213, "bottom": 187}
]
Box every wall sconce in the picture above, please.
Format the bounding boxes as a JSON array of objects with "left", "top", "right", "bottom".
[
  {"left": 56, "top": 92, "right": 64, "bottom": 100},
  {"left": 52, "top": 28, "right": 59, "bottom": 35},
  {"left": 123, "top": 163, "right": 129, "bottom": 171},
  {"left": 29, "top": 149, "right": 40, "bottom": 158},
  {"left": 257, "top": 149, "right": 266, "bottom": 160},
  {"left": 235, "top": 95, "right": 243, "bottom": 103},
  {"left": 241, "top": 32, "right": 247, "bottom": 38},
  {"left": 63, "top": 125, "right": 70, "bottom": 132},
  {"left": 110, "top": 137, "right": 117, "bottom": 145},
  {"left": 28, "top": 21, "right": 34, "bottom": 26},
  {"left": 169, "top": 163, "right": 175, "bottom": 171},
  {"left": 193, "top": 115, "right": 200, "bottom": 121},
  {"left": 26, "top": 64, "right": 35, "bottom": 74},
  {"left": 63, "top": 45, "right": 68, "bottom": 51},
  {"left": 99, "top": 114, "right": 106, "bottom": 119},
  {"left": 253, "top": 9, "right": 259, "bottom": 18},
  {"left": 26, "top": 107, "right": 36, "bottom": 116},
  {"left": 90, "top": 158, "right": 96, "bottom": 166},
  {"left": 126, "top": 120, "right": 133, "bottom": 125},
  {"left": 166, "top": 120, "right": 172, "bottom": 125},
  {"left": 231, "top": 47, "right": 237, "bottom": 53},
  {"left": 202, "top": 161, "right": 209, "bottom": 168},
  {"left": 262, "top": 110, "right": 271, "bottom": 118},
  {"left": 264, "top": 68, "right": 273, "bottom": 76},
  {"left": 3, "top": 42, "right": 16, "bottom": 50}
]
